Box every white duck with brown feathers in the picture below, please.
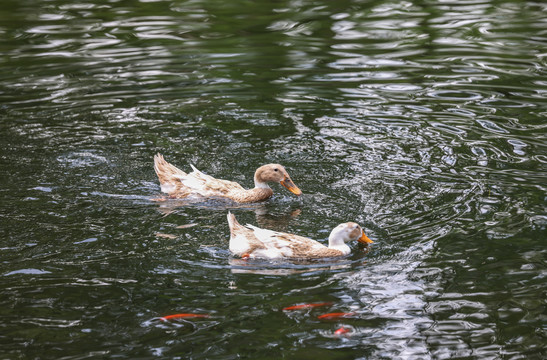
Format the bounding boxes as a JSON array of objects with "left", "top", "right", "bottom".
[
  {"left": 227, "top": 212, "right": 373, "bottom": 259},
  {"left": 153, "top": 153, "right": 302, "bottom": 203}
]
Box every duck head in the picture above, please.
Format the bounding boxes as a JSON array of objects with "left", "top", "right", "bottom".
[
  {"left": 329, "top": 222, "right": 373, "bottom": 246},
  {"left": 254, "top": 164, "right": 302, "bottom": 196}
]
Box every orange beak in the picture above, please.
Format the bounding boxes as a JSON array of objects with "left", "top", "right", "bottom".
[
  {"left": 358, "top": 232, "right": 373, "bottom": 244},
  {"left": 280, "top": 177, "right": 302, "bottom": 196}
]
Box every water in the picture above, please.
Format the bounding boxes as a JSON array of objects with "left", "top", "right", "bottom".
[{"left": 1, "top": 0, "right": 545, "bottom": 358}]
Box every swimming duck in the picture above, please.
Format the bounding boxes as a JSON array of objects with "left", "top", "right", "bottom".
[
  {"left": 153, "top": 154, "right": 302, "bottom": 203},
  {"left": 227, "top": 212, "right": 373, "bottom": 259}
]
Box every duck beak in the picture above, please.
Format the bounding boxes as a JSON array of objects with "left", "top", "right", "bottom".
[
  {"left": 358, "top": 232, "right": 373, "bottom": 244},
  {"left": 280, "top": 177, "right": 302, "bottom": 196}
]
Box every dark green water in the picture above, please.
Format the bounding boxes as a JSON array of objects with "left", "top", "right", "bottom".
[{"left": 1, "top": 0, "right": 545, "bottom": 358}]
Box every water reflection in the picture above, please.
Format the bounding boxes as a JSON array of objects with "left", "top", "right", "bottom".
[
  {"left": 228, "top": 259, "right": 353, "bottom": 276},
  {"left": 228, "top": 244, "right": 372, "bottom": 276},
  {"left": 153, "top": 198, "right": 302, "bottom": 230}
]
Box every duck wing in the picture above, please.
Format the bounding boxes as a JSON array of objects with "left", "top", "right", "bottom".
[
  {"left": 186, "top": 165, "right": 246, "bottom": 196},
  {"left": 246, "top": 225, "right": 328, "bottom": 258},
  {"left": 154, "top": 154, "right": 245, "bottom": 197}
]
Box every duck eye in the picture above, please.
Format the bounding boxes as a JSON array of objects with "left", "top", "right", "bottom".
[{"left": 274, "top": 168, "right": 278, "bottom": 172}]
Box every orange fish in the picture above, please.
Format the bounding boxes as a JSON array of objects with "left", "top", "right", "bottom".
[
  {"left": 160, "top": 313, "right": 209, "bottom": 321},
  {"left": 334, "top": 326, "right": 351, "bottom": 335},
  {"left": 283, "top": 302, "right": 333, "bottom": 311},
  {"left": 317, "top": 312, "right": 355, "bottom": 320}
]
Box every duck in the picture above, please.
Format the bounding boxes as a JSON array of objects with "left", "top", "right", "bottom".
[
  {"left": 153, "top": 154, "right": 302, "bottom": 203},
  {"left": 227, "top": 212, "right": 373, "bottom": 259}
]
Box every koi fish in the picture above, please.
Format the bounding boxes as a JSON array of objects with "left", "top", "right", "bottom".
[
  {"left": 160, "top": 313, "right": 209, "bottom": 321},
  {"left": 334, "top": 326, "right": 351, "bottom": 335},
  {"left": 317, "top": 312, "right": 355, "bottom": 320},
  {"left": 282, "top": 302, "right": 333, "bottom": 311}
]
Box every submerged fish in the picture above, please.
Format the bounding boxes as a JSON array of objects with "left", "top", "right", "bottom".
[
  {"left": 317, "top": 312, "right": 355, "bottom": 320},
  {"left": 334, "top": 326, "right": 351, "bottom": 335},
  {"left": 160, "top": 313, "right": 210, "bottom": 321},
  {"left": 282, "top": 302, "right": 333, "bottom": 311}
]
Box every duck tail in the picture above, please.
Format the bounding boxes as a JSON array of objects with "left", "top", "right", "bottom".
[
  {"left": 153, "top": 153, "right": 187, "bottom": 183},
  {"left": 227, "top": 211, "right": 244, "bottom": 235}
]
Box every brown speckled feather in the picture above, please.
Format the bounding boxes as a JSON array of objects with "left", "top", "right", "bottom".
[
  {"left": 241, "top": 225, "right": 345, "bottom": 259},
  {"left": 269, "top": 233, "right": 344, "bottom": 258},
  {"left": 188, "top": 166, "right": 246, "bottom": 194},
  {"left": 286, "top": 239, "right": 344, "bottom": 258},
  {"left": 154, "top": 154, "right": 186, "bottom": 183}
]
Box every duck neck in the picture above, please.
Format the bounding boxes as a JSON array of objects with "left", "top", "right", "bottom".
[
  {"left": 254, "top": 176, "right": 272, "bottom": 189},
  {"left": 232, "top": 187, "right": 273, "bottom": 203},
  {"left": 328, "top": 231, "right": 351, "bottom": 255}
]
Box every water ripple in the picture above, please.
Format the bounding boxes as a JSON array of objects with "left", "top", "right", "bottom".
[{"left": 0, "top": 0, "right": 545, "bottom": 358}]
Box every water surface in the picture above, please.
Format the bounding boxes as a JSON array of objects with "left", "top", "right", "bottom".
[{"left": 0, "top": 0, "right": 545, "bottom": 358}]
